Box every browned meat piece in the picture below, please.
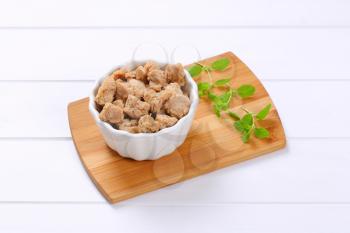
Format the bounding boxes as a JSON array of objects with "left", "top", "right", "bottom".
[
  {"left": 148, "top": 69, "right": 167, "bottom": 91},
  {"left": 116, "top": 79, "right": 146, "bottom": 100},
  {"left": 164, "top": 83, "right": 183, "bottom": 96},
  {"left": 127, "top": 79, "right": 146, "bottom": 98},
  {"left": 135, "top": 66, "right": 147, "bottom": 82},
  {"left": 164, "top": 94, "right": 190, "bottom": 118},
  {"left": 125, "top": 70, "right": 136, "bottom": 79},
  {"left": 99, "top": 103, "right": 124, "bottom": 124},
  {"left": 165, "top": 63, "right": 185, "bottom": 86},
  {"left": 143, "top": 88, "right": 156, "bottom": 102},
  {"left": 118, "top": 119, "right": 139, "bottom": 133},
  {"left": 115, "top": 79, "right": 129, "bottom": 100},
  {"left": 95, "top": 76, "right": 117, "bottom": 106},
  {"left": 156, "top": 114, "right": 178, "bottom": 129},
  {"left": 149, "top": 81, "right": 162, "bottom": 92},
  {"left": 112, "top": 99, "right": 124, "bottom": 108},
  {"left": 148, "top": 95, "right": 163, "bottom": 113},
  {"left": 143, "top": 88, "right": 172, "bottom": 113},
  {"left": 144, "top": 61, "right": 159, "bottom": 74},
  {"left": 159, "top": 88, "right": 173, "bottom": 101},
  {"left": 138, "top": 115, "right": 160, "bottom": 133},
  {"left": 124, "top": 95, "right": 150, "bottom": 119},
  {"left": 111, "top": 68, "right": 127, "bottom": 80}
]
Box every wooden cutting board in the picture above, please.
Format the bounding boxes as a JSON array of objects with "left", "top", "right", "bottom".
[{"left": 68, "top": 51, "right": 286, "bottom": 204}]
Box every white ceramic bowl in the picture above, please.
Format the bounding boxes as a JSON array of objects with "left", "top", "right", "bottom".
[{"left": 89, "top": 60, "right": 199, "bottom": 161}]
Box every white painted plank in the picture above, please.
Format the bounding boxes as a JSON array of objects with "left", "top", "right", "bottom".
[
  {"left": 0, "top": 0, "right": 350, "bottom": 27},
  {"left": 0, "top": 139, "right": 349, "bottom": 203},
  {"left": 0, "top": 81, "right": 347, "bottom": 137},
  {"left": 0, "top": 204, "right": 349, "bottom": 233},
  {"left": 0, "top": 140, "right": 105, "bottom": 202},
  {"left": 0, "top": 29, "right": 349, "bottom": 80}
]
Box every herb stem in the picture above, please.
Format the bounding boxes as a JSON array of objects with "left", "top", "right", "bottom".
[
  {"left": 195, "top": 62, "right": 213, "bottom": 83},
  {"left": 241, "top": 107, "right": 250, "bottom": 114},
  {"left": 194, "top": 62, "right": 206, "bottom": 68}
]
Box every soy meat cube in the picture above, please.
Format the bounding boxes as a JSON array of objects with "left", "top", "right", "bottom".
[
  {"left": 148, "top": 69, "right": 167, "bottom": 91},
  {"left": 112, "top": 99, "right": 124, "bottom": 108},
  {"left": 164, "top": 94, "right": 190, "bottom": 119},
  {"left": 99, "top": 103, "right": 124, "bottom": 124},
  {"left": 115, "top": 79, "right": 130, "bottom": 100},
  {"left": 143, "top": 88, "right": 172, "bottom": 113},
  {"left": 125, "top": 70, "right": 136, "bottom": 79},
  {"left": 111, "top": 68, "right": 127, "bottom": 79},
  {"left": 135, "top": 66, "right": 147, "bottom": 82},
  {"left": 164, "top": 82, "right": 183, "bottom": 96},
  {"left": 118, "top": 119, "right": 139, "bottom": 133},
  {"left": 138, "top": 115, "right": 160, "bottom": 133},
  {"left": 124, "top": 95, "right": 150, "bottom": 119},
  {"left": 143, "top": 88, "right": 157, "bottom": 103},
  {"left": 165, "top": 63, "right": 185, "bottom": 86},
  {"left": 156, "top": 114, "right": 178, "bottom": 129},
  {"left": 144, "top": 61, "right": 159, "bottom": 74},
  {"left": 127, "top": 79, "right": 146, "bottom": 99},
  {"left": 94, "top": 76, "right": 117, "bottom": 106}
]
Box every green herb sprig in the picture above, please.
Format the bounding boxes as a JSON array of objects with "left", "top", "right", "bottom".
[
  {"left": 189, "top": 58, "right": 255, "bottom": 117},
  {"left": 188, "top": 57, "right": 231, "bottom": 82},
  {"left": 187, "top": 57, "right": 272, "bottom": 143},
  {"left": 230, "top": 104, "right": 272, "bottom": 143}
]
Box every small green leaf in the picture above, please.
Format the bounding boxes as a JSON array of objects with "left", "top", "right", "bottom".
[
  {"left": 237, "top": 85, "right": 256, "bottom": 98},
  {"left": 242, "top": 130, "right": 251, "bottom": 143},
  {"left": 197, "top": 82, "right": 212, "bottom": 97},
  {"left": 256, "top": 103, "right": 272, "bottom": 120},
  {"left": 241, "top": 113, "right": 253, "bottom": 127},
  {"left": 211, "top": 58, "right": 230, "bottom": 71},
  {"left": 228, "top": 111, "right": 240, "bottom": 121},
  {"left": 208, "top": 92, "right": 219, "bottom": 102},
  {"left": 198, "top": 90, "right": 205, "bottom": 97},
  {"left": 234, "top": 121, "right": 245, "bottom": 132},
  {"left": 217, "top": 101, "right": 229, "bottom": 111},
  {"left": 214, "top": 78, "right": 231, "bottom": 86},
  {"left": 254, "top": 127, "right": 270, "bottom": 139},
  {"left": 197, "top": 82, "right": 211, "bottom": 91},
  {"left": 214, "top": 104, "right": 221, "bottom": 118},
  {"left": 219, "top": 90, "right": 233, "bottom": 104},
  {"left": 187, "top": 64, "right": 202, "bottom": 77}
]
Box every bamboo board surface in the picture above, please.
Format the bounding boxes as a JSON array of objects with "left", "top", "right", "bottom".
[{"left": 68, "top": 52, "right": 286, "bottom": 203}]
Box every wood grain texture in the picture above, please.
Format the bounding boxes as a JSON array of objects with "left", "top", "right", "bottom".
[{"left": 68, "top": 52, "right": 286, "bottom": 203}]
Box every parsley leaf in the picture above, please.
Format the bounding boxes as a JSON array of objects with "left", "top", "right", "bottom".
[
  {"left": 211, "top": 58, "right": 230, "bottom": 71},
  {"left": 234, "top": 121, "right": 245, "bottom": 132},
  {"left": 219, "top": 89, "right": 233, "bottom": 104},
  {"left": 208, "top": 92, "right": 219, "bottom": 102},
  {"left": 214, "top": 78, "right": 231, "bottom": 86},
  {"left": 241, "top": 113, "right": 253, "bottom": 127},
  {"left": 242, "top": 130, "right": 251, "bottom": 143},
  {"left": 256, "top": 103, "right": 272, "bottom": 120},
  {"left": 254, "top": 127, "right": 270, "bottom": 139},
  {"left": 197, "top": 82, "right": 212, "bottom": 97},
  {"left": 188, "top": 64, "right": 203, "bottom": 77},
  {"left": 237, "top": 84, "right": 256, "bottom": 98},
  {"left": 214, "top": 104, "right": 222, "bottom": 117},
  {"left": 228, "top": 111, "right": 240, "bottom": 121}
]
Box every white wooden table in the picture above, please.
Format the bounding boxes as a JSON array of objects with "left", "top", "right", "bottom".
[{"left": 1, "top": 1, "right": 350, "bottom": 232}]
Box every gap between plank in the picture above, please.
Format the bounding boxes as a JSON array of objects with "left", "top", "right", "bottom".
[
  {"left": 0, "top": 25, "right": 350, "bottom": 30},
  {"left": 1, "top": 201, "right": 350, "bottom": 206}
]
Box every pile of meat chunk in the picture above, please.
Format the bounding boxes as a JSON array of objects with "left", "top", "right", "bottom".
[{"left": 95, "top": 61, "right": 191, "bottom": 133}]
